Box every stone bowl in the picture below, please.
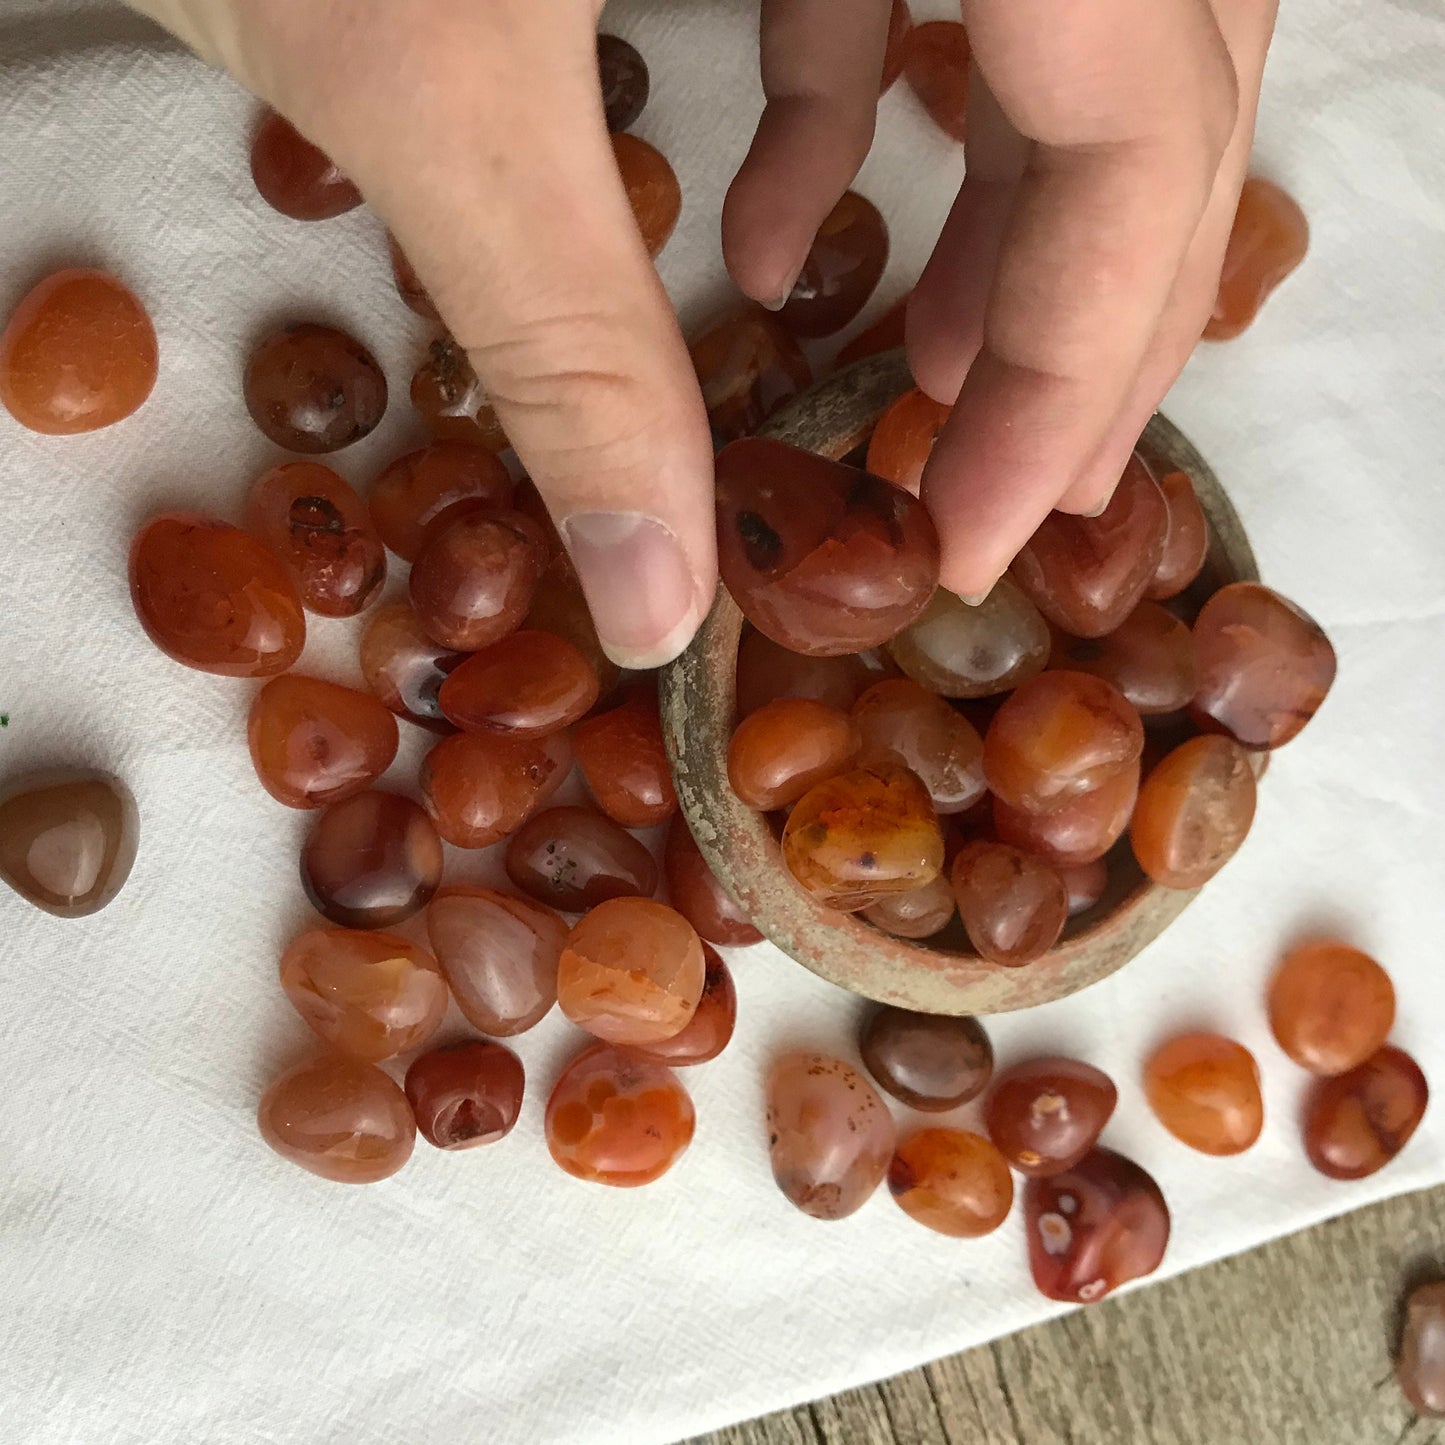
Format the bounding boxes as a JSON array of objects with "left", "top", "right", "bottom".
[{"left": 659, "top": 349, "right": 1261, "bottom": 1015}]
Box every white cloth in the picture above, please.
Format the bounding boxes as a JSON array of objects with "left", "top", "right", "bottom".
[{"left": 1, "top": 2, "right": 1443, "bottom": 1443}]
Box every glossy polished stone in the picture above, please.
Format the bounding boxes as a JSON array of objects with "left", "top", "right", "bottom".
[
  {"left": 1060, "top": 858, "right": 1109, "bottom": 918},
  {"left": 359, "top": 603, "right": 466, "bottom": 733},
  {"left": 598, "top": 34, "right": 650, "bottom": 131},
  {"left": 690, "top": 305, "right": 812, "bottom": 445},
  {"left": 880, "top": 0, "right": 912, "bottom": 93},
  {"left": 411, "top": 336, "right": 509, "bottom": 451},
  {"left": 728, "top": 697, "right": 861, "bottom": 811},
  {"left": 834, "top": 293, "right": 908, "bottom": 370},
  {"left": 420, "top": 730, "right": 572, "bottom": 849},
  {"left": 993, "top": 765, "right": 1138, "bottom": 868},
  {"left": 778, "top": 191, "right": 888, "bottom": 338},
  {"left": 888, "top": 1128, "right": 1014, "bottom": 1238},
  {"left": 852, "top": 678, "right": 986, "bottom": 815},
  {"left": 504, "top": 805, "right": 659, "bottom": 910},
  {"left": 1050, "top": 603, "right": 1197, "bottom": 715},
  {"left": 985, "top": 1057, "right": 1118, "bottom": 1176},
  {"left": 860, "top": 873, "right": 956, "bottom": 939},
  {"left": 426, "top": 884, "right": 565, "bottom": 1036},
  {"left": 525, "top": 555, "right": 622, "bottom": 702},
  {"left": 1145, "top": 470, "right": 1210, "bottom": 601},
  {"left": 767, "top": 1053, "right": 894, "bottom": 1220},
  {"left": 0, "top": 769, "right": 138, "bottom": 917},
  {"left": 130, "top": 513, "right": 305, "bottom": 678},
  {"left": 860, "top": 1008, "right": 993, "bottom": 1110},
  {"left": 903, "top": 21, "right": 970, "bottom": 141},
  {"left": 572, "top": 684, "right": 678, "bottom": 828},
  {"left": 1143, "top": 1033, "right": 1264, "bottom": 1155},
  {"left": 439, "top": 630, "right": 598, "bottom": 738},
  {"left": 662, "top": 815, "right": 763, "bottom": 946},
  {"left": 613, "top": 133, "right": 680, "bottom": 256},
  {"left": 405, "top": 1040, "right": 524, "bottom": 1149},
  {"left": 716, "top": 439, "right": 940, "bottom": 656},
  {"left": 951, "top": 840, "right": 1068, "bottom": 966},
  {"left": 249, "top": 109, "right": 361, "bottom": 220},
  {"left": 1398, "top": 1282, "right": 1445, "bottom": 1418},
  {"left": 1204, "top": 177, "right": 1309, "bottom": 341},
  {"left": 1268, "top": 941, "right": 1396, "bottom": 1076},
  {"left": 368, "top": 441, "right": 512, "bottom": 561},
  {"left": 734, "top": 631, "right": 879, "bottom": 717},
  {"left": 0, "top": 268, "right": 157, "bottom": 433},
  {"left": 244, "top": 323, "right": 387, "bottom": 453},
  {"left": 631, "top": 947, "right": 738, "bottom": 1066},
  {"left": 1304, "top": 1045, "right": 1428, "bottom": 1181},
  {"left": 865, "top": 386, "right": 950, "bottom": 494}
]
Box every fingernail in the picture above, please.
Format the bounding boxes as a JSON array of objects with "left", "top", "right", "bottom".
[
  {"left": 759, "top": 268, "right": 802, "bottom": 313},
  {"left": 1082, "top": 496, "right": 1112, "bottom": 519},
  {"left": 561, "top": 512, "right": 703, "bottom": 669},
  {"left": 957, "top": 589, "right": 993, "bottom": 607}
]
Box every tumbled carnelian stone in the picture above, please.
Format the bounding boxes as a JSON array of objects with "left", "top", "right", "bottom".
[
  {"left": 716, "top": 439, "right": 940, "bottom": 656},
  {"left": 411, "top": 336, "right": 510, "bottom": 451},
  {"left": 778, "top": 191, "right": 889, "bottom": 339},
  {"left": 1051, "top": 603, "right": 1196, "bottom": 716},
  {"left": 1204, "top": 177, "right": 1309, "bottom": 341},
  {"left": 426, "top": 884, "right": 565, "bottom": 1036},
  {"left": 735, "top": 630, "right": 879, "bottom": 716},
  {"left": 861, "top": 874, "right": 956, "bottom": 940},
  {"left": 1144, "top": 1033, "right": 1264, "bottom": 1155},
  {"left": 728, "top": 697, "right": 861, "bottom": 811},
  {"left": 880, "top": 0, "right": 912, "bottom": 93},
  {"left": 1012, "top": 453, "right": 1169, "bottom": 638},
  {"left": 986, "top": 1057, "right": 1118, "bottom": 1176},
  {"left": 248, "top": 674, "right": 399, "bottom": 809},
  {"left": 525, "top": 555, "right": 623, "bottom": 704},
  {"left": 1026, "top": 1148, "right": 1170, "bottom": 1303},
  {"left": 505, "top": 804, "right": 658, "bottom": 910},
  {"left": 405, "top": 1040, "right": 524, "bottom": 1150},
  {"left": 258, "top": 1055, "right": 414, "bottom": 1184},
  {"left": 888, "top": 577, "right": 1051, "bottom": 699},
  {"left": 903, "top": 21, "right": 970, "bottom": 142},
  {"left": 409, "top": 505, "right": 548, "bottom": 652},
  {"left": 420, "top": 730, "right": 571, "bottom": 849},
  {"left": 662, "top": 815, "right": 764, "bottom": 946},
  {"left": 1268, "top": 940, "right": 1396, "bottom": 1076},
  {"left": 993, "top": 765, "right": 1138, "bottom": 868},
  {"left": 0, "top": 268, "right": 157, "bottom": 433},
  {"left": 1305, "top": 1045, "right": 1428, "bottom": 1181},
  {"left": 984, "top": 671, "right": 1144, "bottom": 816},
  {"left": 613, "top": 133, "right": 680, "bottom": 257},
  {"left": 1060, "top": 858, "right": 1110, "bottom": 918},
  {"left": 249, "top": 109, "right": 362, "bottom": 220},
  {"left": 244, "top": 323, "right": 387, "bottom": 453},
  {"left": 130, "top": 512, "right": 305, "bottom": 677},
  {"left": 951, "top": 840, "right": 1068, "bottom": 966},
  {"left": 889, "top": 1128, "right": 1014, "bottom": 1238},
  {"left": 768, "top": 1052, "right": 895, "bottom": 1220},
  {"left": 279, "top": 926, "right": 449, "bottom": 1062},
  {"left": 1131, "top": 734, "right": 1256, "bottom": 889},
  {"left": 1191, "top": 582, "right": 1336, "bottom": 750},
  {"left": 1145, "top": 470, "right": 1210, "bottom": 601},
  {"left": 865, "top": 387, "right": 951, "bottom": 495},
  {"left": 834, "top": 293, "right": 909, "bottom": 370},
  {"left": 598, "top": 33, "right": 650, "bottom": 132},
  {"left": 782, "top": 763, "right": 944, "bottom": 911},
  {"left": 301, "top": 790, "right": 444, "bottom": 929},
  {"left": 1398, "top": 1282, "right": 1445, "bottom": 1418},
  {"left": 690, "top": 305, "right": 812, "bottom": 445},
  {"left": 852, "top": 678, "right": 986, "bottom": 815},
  {"left": 439, "top": 630, "right": 599, "bottom": 738},
  {"left": 546, "top": 1042, "right": 695, "bottom": 1186},
  {"left": 860, "top": 1008, "right": 993, "bottom": 1111},
  {"left": 359, "top": 602, "right": 466, "bottom": 734},
  {"left": 0, "top": 768, "right": 139, "bottom": 918},
  {"left": 245, "top": 461, "right": 386, "bottom": 618},
  {"left": 631, "top": 947, "right": 738, "bottom": 1066},
  {"left": 368, "top": 441, "right": 513, "bottom": 561},
  {"left": 571, "top": 683, "right": 678, "bottom": 828},
  {"left": 557, "top": 897, "right": 705, "bottom": 1046}
]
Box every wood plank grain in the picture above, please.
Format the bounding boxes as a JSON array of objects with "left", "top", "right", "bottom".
[{"left": 686, "top": 1186, "right": 1445, "bottom": 1445}]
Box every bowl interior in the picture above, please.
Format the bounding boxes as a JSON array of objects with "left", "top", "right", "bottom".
[{"left": 660, "top": 351, "right": 1261, "bottom": 1015}]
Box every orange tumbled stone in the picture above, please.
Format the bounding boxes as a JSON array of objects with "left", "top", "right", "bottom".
[
  {"left": 1204, "top": 177, "right": 1309, "bottom": 341},
  {"left": 571, "top": 683, "right": 678, "bottom": 828},
  {"left": 427, "top": 885, "right": 565, "bottom": 1036},
  {"left": 1060, "top": 858, "right": 1110, "bottom": 918},
  {"left": 834, "top": 292, "right": 908, "bottom": 370},
  {"left": 439, "top": 630, "right": 599, "bottom": 738},
  {"left": 613, "top": 133, "right": 681, "bottom": 257},
  {"left": 735, "top": 631, "right": 878, "bottom": 716},
  {"left": 986, "top": 1057, "right": 1118, "bottom": 1177},
  {"left": 245, "top": 461, "right": 386, "bottom": 618},
  {"left": 525, "top": 555, "right": 621, "bottom": 700},
  {"left": 880, "top": 0, "right": 912, "bottom": 93},
  {"left": 1143, "top": 1033, "right": 1264, "bottom": 1155},
  {"left": 557, "top": 897, "right": 705, "bottom": 1046},
  {"left": 368, "top": 441, "right": 512, "bottom": 561},
  {"left": 411, "top": 336, "right": 510, "bottom": 451},
  {"left": 888, "top": 1129, "right": 1014, "bottom": 1238},
  {"left": 244, "top": 323, "right": 387, "bottom": 454},
  {"left": 690, "top": 305, "right": 812, "bottom": 445},
  {"left": 1145, "top": 470, "right": 1210, "bottom": 601},
  {"left": 505, "top": 805, "right": 658, "bottom": 910},
  {"left": 1268, "top": 941, "right": 1396, "bottom": 1076},
  {"left": 728, "top": 697, "right": 861, "bottom": 811},
  {"left": 983, "top": 671, "right": 1144, "bottom": 815},
  {"left": 903, "top": 21, "right": 970, "bottom": 142},
  {"left": 130, "top": 512, "right": 305, "bottom": 677},
  {"left": 852, "top": 678, "right": 986, "bottom": 815},
  {"left": 1131, "top": 734, "right": 1256, "bottom": 889},
  {"left": 1304, "top": 1045, "right": 1428, "bottom": 1181},
  {"left": 782, "top": 763, "right": 944, "bottom": 911},
  {"left": 258, "top": 1055, "right": 414, "bottom": 1184},
  {"left": 279, "top": 926, "right": 449, "bottom": 1062},
  {"left": 546, "top": 1043, "right": 695, "bottom": 1187},
  {"left": 248, "top": 675, "right": 399, "bottom": 809},
  {"left": 951, "top": 840, "right": 1068, "bottom": 966},
  {"left": 1050, "top": 603, "right": 1197, "bottom": 716},
  {"left": 420, "top": 730, "right": 572, "bottom": 848},
  {"left": 0, "top": 268, "right": 157, "bottom": 433},
  {"left": 359, "top": 602, "right": 466, "bottom": 733},
  {"left": 865, "top": 386, "right": 951, "bottom": 494},
  {"left": 861, "top": 874, "right": 956, "bottom": 940},
  {"left": 249, "top": 109, "right": 361, "bottom": 220},
  {"left": 662, "top": 815, "right": 763, "bottom": 946},
  {"left": 405, "top": 1040, "right": 524, "bottom": 1150},
  {"left": 993, "top": 765, "right": 1139, "bottom": 868},
  {"left": 1191, "top": 582, "right": 1336, "bottom": 750},
  {"left": 631, "top": 946, "right": 738, "bottom": 1066},
  {"left": 778, "top": 191, "right": 888, "bottom": 339}
]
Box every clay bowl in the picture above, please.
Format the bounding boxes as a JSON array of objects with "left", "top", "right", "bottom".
[{"left": 659, "top": 349, "right": 1262, "bottom": 1015}]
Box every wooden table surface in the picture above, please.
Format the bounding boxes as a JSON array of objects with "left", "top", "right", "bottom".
[{"left": 689, "top": 1185, "right": 1445, "bottom": 1445}]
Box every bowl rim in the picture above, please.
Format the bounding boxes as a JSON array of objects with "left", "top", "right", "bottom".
[{"left": 660, "top": 349, "right": 1262, "bottom": 1016}]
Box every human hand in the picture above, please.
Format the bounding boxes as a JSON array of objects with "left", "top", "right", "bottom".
[
  {"left": 129, "top": 0, "right": 717, "bottom": 669},
  {"left": 724, "top": 0, "right": 1277, "bottom": 600}
]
